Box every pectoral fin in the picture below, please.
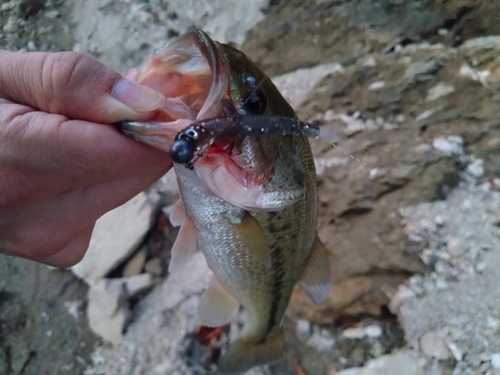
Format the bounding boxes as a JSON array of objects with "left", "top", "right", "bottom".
[
  {"left": 168, "top": 216, "right": 198, "bottom": 274},
  {"left": 169, "top": 198, "right": 186, "bottom": 227},
  {"left": 230, "top": 212, "right": 271, "bottom": 268},
  {"left": 299, "top": 235, "right": 332, "bottom": 304},
  {"left": 197, "top": 277, "right": 240, "bottom": 327}
]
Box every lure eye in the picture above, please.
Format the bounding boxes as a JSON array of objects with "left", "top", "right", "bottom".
[
  {"left": 243, "top": 88, "right": 267, "bottom": 115},
  {"left": 170, "top": 138, "right": 196, "bottom": 164}
]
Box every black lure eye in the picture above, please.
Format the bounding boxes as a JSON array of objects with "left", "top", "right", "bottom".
[
  {"left": 170, "top": 138, "right": 196, "bottom": 164},
  {"left": 243, "top": 88, "right": 268, "bottom": 115}
]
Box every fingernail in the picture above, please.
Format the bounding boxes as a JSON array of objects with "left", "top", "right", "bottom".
[{"left": 111, "top": 78, "right": 165, "bottom": 113}]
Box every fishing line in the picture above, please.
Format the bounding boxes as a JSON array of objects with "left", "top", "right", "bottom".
[{"left": 249, "top": 76, "right": 370, "bottom": 167}]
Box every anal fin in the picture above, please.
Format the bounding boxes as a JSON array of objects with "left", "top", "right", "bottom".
[
  {"left": 217, "top": 329, "right": 284, "bottom": 374},
  {"left": 168, "top": 216, "right": 197, "bottom": 274},
  {"left": 299, "top": 235, "right": 332, "bottom": 304},
  {"left": 197, "top": 277, "right": 240, "bottom": 327},
  {"left": 230, "top": 212, "right": 271, "bottom": 268}
]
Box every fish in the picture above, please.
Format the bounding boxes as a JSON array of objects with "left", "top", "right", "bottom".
[{"left": 118, "top": 29, "right": 332, "bottom": 374}]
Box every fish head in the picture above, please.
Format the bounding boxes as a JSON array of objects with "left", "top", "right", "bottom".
[{"left": 119, "top": 30, "right": 307, "bottom": 211}]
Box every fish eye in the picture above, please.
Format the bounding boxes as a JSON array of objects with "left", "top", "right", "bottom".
[
  {"left": 243, "top": 88, "right": 268, "bottom": 115},
  {"left": 170, "top": 138, "right": 196, "bottom": 164}
]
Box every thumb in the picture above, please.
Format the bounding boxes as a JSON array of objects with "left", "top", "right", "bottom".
[{"left": 0, "top": 50, "right": 165, "bottom": 123}]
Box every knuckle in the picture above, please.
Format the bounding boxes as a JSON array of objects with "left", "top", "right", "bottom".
[{"left": 40, "top": 52, "right": 116, "bottom": 112}]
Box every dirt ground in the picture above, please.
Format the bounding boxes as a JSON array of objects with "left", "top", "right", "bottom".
[{"left": 1, "top": 1, "right": 499, "bottom": 375}]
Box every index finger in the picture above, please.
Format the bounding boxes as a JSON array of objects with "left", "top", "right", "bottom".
[{"left": 0, "top": 50, "right": 165, "bottom": 124}]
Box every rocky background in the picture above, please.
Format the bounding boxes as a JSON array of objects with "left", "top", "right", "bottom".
[{"left": 1, "top": 1, "right": 500, "bottom": 374}]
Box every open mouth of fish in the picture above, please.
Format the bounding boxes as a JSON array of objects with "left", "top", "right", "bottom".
[
  {"left": 118, "top": 30, "right": 230, "bottom": 150},
  {"left": 117, "top": 30, "right": 320, "bottom": 211}
]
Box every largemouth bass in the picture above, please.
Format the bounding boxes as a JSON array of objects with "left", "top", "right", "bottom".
[{"left": 119, "top": 30, "right": 332, "bottom": 374}]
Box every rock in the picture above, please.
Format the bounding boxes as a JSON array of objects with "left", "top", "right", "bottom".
[
  {"left": 84, "top": 252, "right": 214, "bottom": 374},
  {"left": 426, "top": 82, "right": 455, "bottom": 102},
  {"left": 404, "top": 58, "right": 444, "bottom": 84},
  {"left": 122, "top": 247, "right": 147, "bottom": 277},
  {"left": 272, "top": 63, "right": 344, "bottom": 109},
  {"left": 306, "top": 330, "right": 336, "bottom": 352},
  {"left": 296, "top": 319, "right": 312, "bottom": 342},
  {"left": 491, "top": 353, "right": 500, "bottom": 370},
  {"left": 87, "top": 279, "right": 131, "bottom": 344},
  {"left": 72, "top": 193, "right": 154, "bottom": 285},
  {"left": 87, "top": 274, "right": 153, "bottom": 343},
  {"left": 465, "top": 158, "right": 484, "bottom": 178},
  {"left": 420, "top": 330, "right": 452, "bottom": 360},
  {"left": 432, "top": 136, "right": 464, "bottom": 157},
  {"left": 289, "top": 275, "right": 406, "bottom": 324},
  {"left": 343, "top": 327, "right": 367, "bottom": 339},
  {"left": 446, "top": 238, "right": 468, "bottom": 258},
  {"left": 144, "top": 258, "right": 163, "bottom": 276},
  {"left": 335, "top": 351, "right": 425, "bottom": 375},
  {"left": 124, "top": 273, "right": 153, "bottom": 298},
  {"left": 3, "top": 16, "right": 18, "bottom": 33},
  {"left": 365, "top": 325, "right": 383, "bottom": 339}
]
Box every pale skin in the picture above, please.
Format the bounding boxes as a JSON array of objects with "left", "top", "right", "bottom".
[{"left": 0, "top": 50, "right": 173, "bottom": 268}]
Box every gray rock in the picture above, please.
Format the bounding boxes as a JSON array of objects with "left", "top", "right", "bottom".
[
  {"left": 420, "top": 330, "right": 452, "bottom": 360},
  {"left": 465, "top": 159, "right": 484, "bottom": 178},
  {"left": 85, "top": 252, "right": 213, "bottom": 374},
  {"left": 124, "top": 273, "right": 154, "bottom": 298},
  {"left": 87, "top": 274, "right": 154, "bottom": 343},
  {"left": 426, "top": 82, "right": 455, "bottom": 102},
  {"left": 335, "top": 350, "right": 425, "bottom": 375},
  {"left": 272, "top": 63, "right": 344, "bottom": 109},
  {"left": 72, "top": 193, "right": 154, "bottom": 285},
  {"left": 432, "top": 136, "right": 464, "bottom": 157},
  {"left": 404, "top": 58, "right": 444, "bottom": 84},
  {"left": 492, "top": 353, "right": 500, "bottom": 370},
  {"left": 87, "top": 279, "right": 131, "bottom": 344},
  {"left": 296, "top": 319, "right": 312, "bottom": 342}
]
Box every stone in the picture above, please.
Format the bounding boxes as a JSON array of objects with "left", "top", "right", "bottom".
[
  {"left": 296, "top": 319, "right": 312, "bottom": 342},
  {"left": 446, "top": 238, "right": 469, "bottom": 258},
  {"left": 122, "top": 247, "right": 147, "bottom": 277},
  {"left": 124, "top": 273, "right": 153, "bottom": 298},
  {"left": 306, "top": 330, "right": 335, "bottom": 352},
  {"left": 87, "top": 279, "right": 131, "bottom": 344},
  {"left": 272, "top": 63, "right": 344, "bottom": 109},
  {"left": 420, "top": 330, "right": 452, "bottom": 360},
  {"left": 289, "top": 276, "right": 400, "bottom": 324},
  {"left": 343, "top": 327, "right": 367, "bottom": 339},
  {"left": 144, "top": 258, "right": 163, "bottom": 276},
  {"left": 365, "top": 325, "right": 383, "bottom": 338},
  {"left": 426, "top": 82, "right": 455, "bottom": 102},
  {"left": 432, "top": 136, "right": 464, "bottom": 156},
  {"left": 491, "top": 353, "right": 500, "bottom": 370},
  {"left": 465, "top": 159, "right": 484, "bottom": 178},
  {"left": 335, "top": 351, "right": 425, "bottom": 375},
  {"left": 3, "top": 16, "right": 17, "bottom": 33},
  {"left": 72, "top": 193, "right": 154, "bottom": 285}
]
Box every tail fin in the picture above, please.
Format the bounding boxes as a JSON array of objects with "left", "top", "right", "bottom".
[{"left": 217, "top": 330, "right": 284, "bottom": 374}]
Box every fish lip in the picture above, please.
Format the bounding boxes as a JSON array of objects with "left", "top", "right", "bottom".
[
  {"left": 190, "top": 30, "right": 230, "bottom": 119},
  {"left": 116, "top": 30, "right": 229, "bottom": 149}
]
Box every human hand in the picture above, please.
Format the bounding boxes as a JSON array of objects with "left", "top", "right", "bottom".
[{"left": 0, "top": 50, "right": 172, "bottom": 267}]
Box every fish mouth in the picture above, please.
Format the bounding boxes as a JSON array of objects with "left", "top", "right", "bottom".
[{"left": 117, "top": 30, "right": 229, "bottom": 151}]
